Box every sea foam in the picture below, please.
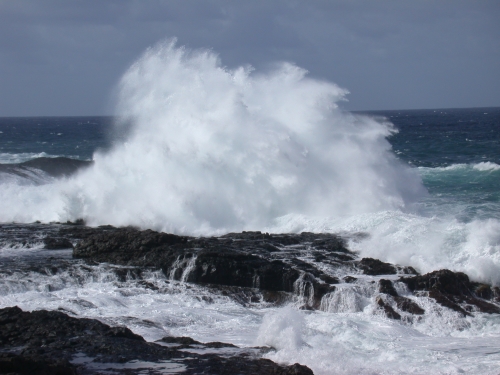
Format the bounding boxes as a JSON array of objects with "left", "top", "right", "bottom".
[
  {"left": 1, "top": 40, "right": 499, "bottom": 287},
  {"left": 0, "top": 39, "right": 425, "bottom": 233}
]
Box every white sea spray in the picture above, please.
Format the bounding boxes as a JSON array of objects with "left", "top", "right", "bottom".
[
  {"left": 0, "top": 39, "right": 425, "bottom": 233},
  {"left": 1, "top": 40, "right": 500, "bottom": 374}
]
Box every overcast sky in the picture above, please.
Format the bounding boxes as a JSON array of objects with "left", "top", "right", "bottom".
[{"left": 1, "top": 0, "right": 499, "bottom": 116}]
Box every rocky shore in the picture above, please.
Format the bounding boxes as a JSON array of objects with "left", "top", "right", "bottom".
[
  {"left": 0, "top": 306, "right": 312, "bottom": 375},
  {"left": 1, "top": 222, "right": 500, "bottom": 374},
  {"left": 66, "top": 225, "right": 500, "bottom": 316}
]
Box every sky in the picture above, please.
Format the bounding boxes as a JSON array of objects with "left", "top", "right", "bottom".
[{"left": 1, "top": 0, "right": 499, "bottom": 116}]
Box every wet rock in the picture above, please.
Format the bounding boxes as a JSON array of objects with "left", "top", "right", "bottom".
[
  {"left": 159, "top": 336, "right": 238, "bottom": 349},
  {"left": 0, "top": 352, "right": 76, "bottom": 375},
  {"left": 67, "top": 227, "right": 499, "bottom": 317},
  {"left": 475, "top": 284, "right": 492, "bottom": 299},
  {"left": 64, "top": 219, "right": 85, "bottom": 226},
  {"left": 394, "top": 296, "right": 425, "bottom": 315},
  {"left": 376, "top": 296, "right": 401, "bottom": 320},
  {"left": 378, "top": 279, "right": 398, "bottom": 296},
  {"left": 301, "top": 232, "right": 348, "bottom": 252},
  {"left": 73, "top": 228, "right": 187, "bottom": 261},
  {"left": 73, "top": 228, "right": 344, "bottom": 307},
  {"left": 378, "top": 280, "right": 425, "bottom": 315},
  {"left": 43, "top": 237, "right": 73, "bottom": 250},
  {"left": 262, "top": 242, "right": 281, "bottom": 252},
  {"left": 0, "top": 306, "right": 314, "bottom": 375},
  {"left": 401, "top": 269, "right": 500, "bottom": 315},
  {"left": 343, "top": 276, "right": 357, "bottom": 283},
  {"left": 493, "top": 287, "right": 500, "bottom": 302},
  {"left": 398, "top": 265, "right": 418, "bottom": 275},
  {"left": 319, "top": 274, "right": 339, "bottom": 284},
  {"left": 261, "top": 290, "right": 292, "bottom": 305},
  {"left": 189, "top": 250, "right": 300, "bottom": 292},
  {"left": 359, "top": 258, "right": 397, "bottom": 275}
]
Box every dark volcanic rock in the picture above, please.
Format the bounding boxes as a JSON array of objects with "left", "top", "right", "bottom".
[
  {"left": 359, "top": 258, "right": 397, "bottom": 275},
  {"left": 73, "top": 228, "right": 187, "bottom": 261},
  {"left": 0, "top": 306, "right": 313, "bottom": 375},
  {"left": 378, "top": 279, "right": 425, "bottom": 315},
  {"left": 378, "top": 279, "right": 398, "bottom": 296},
  {"left": 394, "top": 296, "right": 425, "bottom": 315},
  {"left": 0, "top": 352, "right": 76, "bottom": 375},
  {"left": 43, "top": 237, "right": 74, "bottom": 250},
  {"left": 189, "top": 250, "right": 301, "bottom": 292},
  {"left": 401, "top": 269, "right": 500, "bottom": 315},
  {"left": 376, "top": 296, "right": 401, "bottom": 320},
  {"left": 359, "top": 258, "right": 417, "bottom": 276},
  {"left": 73, "top": 228, "right": 346, "bottom": 309},
  {"left": 70, "top": 227, "right": 500, "bottom": 316},
  {"left": 159, "top": 336, "right": 238, "bottom": 349}
]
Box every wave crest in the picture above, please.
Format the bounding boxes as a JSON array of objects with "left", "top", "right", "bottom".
[{"left": 0, "top": 40, "right": 425, "bottom": 233}]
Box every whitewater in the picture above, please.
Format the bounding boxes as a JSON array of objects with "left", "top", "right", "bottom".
[{"left": 1, "top": 40, "right": 499, "bottom": 374}]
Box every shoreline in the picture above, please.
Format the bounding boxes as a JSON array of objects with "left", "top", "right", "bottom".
[{"left": 1, "top": 222, "right": 499, "bottom": 374}]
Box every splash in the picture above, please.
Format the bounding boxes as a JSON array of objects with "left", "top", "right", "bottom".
[{"left": 0, "top": 40, "right": 425, "bottom": 233}]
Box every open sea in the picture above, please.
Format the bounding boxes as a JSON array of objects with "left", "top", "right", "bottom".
[{"left": 0, "top": 42, "right": 499, "bottom": 374}]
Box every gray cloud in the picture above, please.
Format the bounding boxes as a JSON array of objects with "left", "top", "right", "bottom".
[{"left": 1, "top": 0, "right": 499, "bottom": 115}]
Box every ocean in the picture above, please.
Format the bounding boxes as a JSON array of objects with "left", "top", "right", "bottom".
[{"left": 0, "top": 42, "right": 499, "bottom": 374}]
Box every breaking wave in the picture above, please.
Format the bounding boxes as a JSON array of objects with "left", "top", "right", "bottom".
[
  {"left": 0, "top": 39, "right": 425, "bottom": 232},
  {"left": 1, "top": 40, "right": 499, "bottom": 286}
]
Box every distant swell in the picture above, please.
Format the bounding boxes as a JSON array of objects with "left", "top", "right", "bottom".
[
  {"left": 418, "top": 161, "right": 500, "bottom": 172},
  {"left": 0, "top": 157, "right": 92, "bottom": 184}
]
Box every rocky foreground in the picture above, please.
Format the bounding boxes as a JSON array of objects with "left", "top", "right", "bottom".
[
  {"left": 0, "top": 306, "right": 313, "bottom": 375},
  {"left": 2, "top": 223, "right": 500, "bottom": 374},
  {"left": 64, "top": 225, "right": 500, "bottom": 317}
]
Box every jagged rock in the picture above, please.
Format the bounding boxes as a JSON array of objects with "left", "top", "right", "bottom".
[
  {"left": 493, "top": 287, "right": 500, "bottom": 302},
  {"left": 159, "top": 336, "right": 238, "bottom": 349},
  {"left": 64, "top": 219, "right": 85, "bottom": 226},
  {"left": 0, "top": 352, "right": 76, "bottom": 375},
  {"left": 398, "top": 265, "right": 418, "bottom": 275},
  {"left": 378, "top": 280, "right": 425, "bottom": 315},
  {"left": 394, "top": 296, "right": 425, "bottom": 315},
  {"left": 475, "top": 284, "right": 492, "bottom": 299},
  {"left": 343, "top": 276, "right": 357, "bottom": 283},
  {"left": 43, "top": 237, "right": 73, "bottom": 250},
  {"left": 73, "top": 228, "right": 187, "bottom": 261},
  {"left": 0, "top": 307, "right": 314, "bottom": 375},
  {"left": 189, "top": 250, "right": 300, "bottom": 291},
  {"left": 376, "top": 296, "right": 401, "bottom": 320},
  {"left": 319, "top": 274, "right": 339, "bottom": 284},
  {"left": 360, "top": 258, "right": 417, "bottom": 276},
  {"left": 379, "top": 279, "right": 398, "bottom": 296},
  {"left": 73, "top": 228, "right": 343, "bottom": 307},
  {"left": 401, "top": 269, "right": 500, "bottom": 315},
  {"left": 70, "top": 227, "right": 500, "bottom": 317},
  {"left": 261, "top": 290, "right": 292, "bottom": 305},
  {"left": 359, "top": 258, "right": 397, "bottom": 275}
]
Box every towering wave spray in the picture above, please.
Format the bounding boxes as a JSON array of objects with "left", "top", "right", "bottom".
[{"left": 0, "top": 40, "right": 425, "bottom": 233}]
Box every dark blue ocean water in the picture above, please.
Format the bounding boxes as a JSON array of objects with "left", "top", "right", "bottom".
[
  {"left": 0, "top": 107, "right": 499, "bottom": 221},
  {"left": 1, "top": 109, "right": 499, "bottom": 374},
  {"left": 365, "top": 107, "right": 500, "bottom": 221},
  {"left": 370, "top": 107, "right": 500, "bottom": 167},
  {"left": 0, "top": 116, "right": 114, "bottom": 162},
  {"left": 1, "top": 108, "right": 498, "bottom": 166}
]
